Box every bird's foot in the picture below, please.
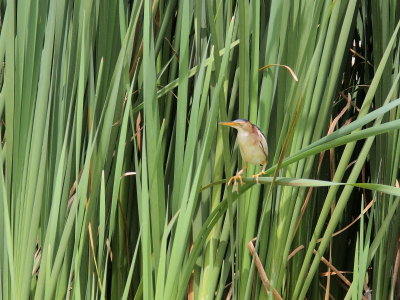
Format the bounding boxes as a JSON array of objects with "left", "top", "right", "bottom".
[
  {"left": 228, "top": 174, "right": 243, "bottom": 193},
  {"left": 252, "top": 171, "right": 266, "bottom": 183},
  {"left": 228, "top": 174, "right": 244, "bottom": 186}
]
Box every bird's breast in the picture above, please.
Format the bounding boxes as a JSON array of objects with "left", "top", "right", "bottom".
[{"left": 237, "top": 131, "right": 267, "bottom": 165}]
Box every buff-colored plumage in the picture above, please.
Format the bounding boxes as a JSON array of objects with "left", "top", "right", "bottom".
[{"left": 219, "top": 119, "right": 268, "bottom": 187}]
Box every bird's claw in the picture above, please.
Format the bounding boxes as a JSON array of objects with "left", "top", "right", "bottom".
[
  {"left": 252, "top": 171, "right": 266, "bottom": 183},
  {"left": 228, "top": 174, "right": 243, "bottom": 186},
  {"left": 227, "top": 174, "right": 243, "bottom": 193}
]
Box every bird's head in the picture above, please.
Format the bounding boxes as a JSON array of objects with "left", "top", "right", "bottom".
[{"left": 219, "top": 119, "right": 253, "bottom": 133}]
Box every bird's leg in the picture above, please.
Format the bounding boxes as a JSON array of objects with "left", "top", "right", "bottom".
[
  {"left": 228, "top": 164, "right": 247, "bottom": 186},
  {"left": 252, "top": 162, "right": 267, "bottom": 183}
]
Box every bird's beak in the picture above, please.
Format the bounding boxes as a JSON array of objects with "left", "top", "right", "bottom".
[{"left": 219, "top": 121, "right": 237, "bottom": 127}]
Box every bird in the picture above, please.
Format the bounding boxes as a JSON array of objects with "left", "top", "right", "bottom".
[{"left": 219, "top": 119, "right": 268, "bottom": 187}]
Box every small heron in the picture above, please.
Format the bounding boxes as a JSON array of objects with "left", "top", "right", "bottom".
[{"left": 219, "top": 119, "right": 268, "bottom": 187}]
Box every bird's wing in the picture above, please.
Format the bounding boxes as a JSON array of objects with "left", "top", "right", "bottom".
[{"left": 256, "top": 129, "right": 268, "bottom": 160}]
